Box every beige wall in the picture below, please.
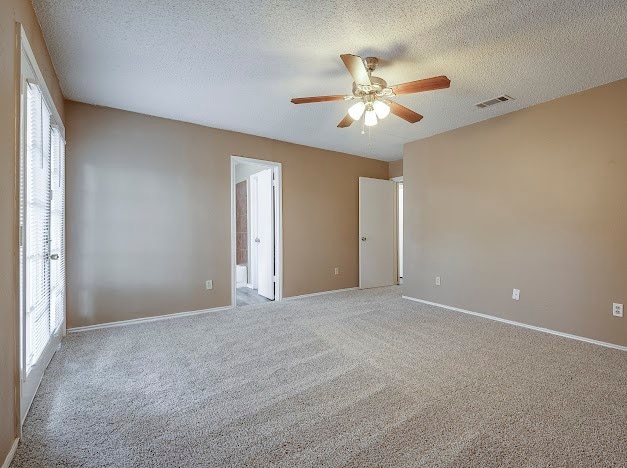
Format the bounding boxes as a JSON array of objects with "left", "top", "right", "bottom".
[
  {"left": 0, "top": 0, "right": 65, "bottom": 461},
  {"left": 388, "top": 159, "right": 403, "bottom": 179},
  {"left": 65, "top": 101, "right": 388, "bottom": 328},
  {"left": 403, "top": 79, "right": 627, "bottom": 347}
]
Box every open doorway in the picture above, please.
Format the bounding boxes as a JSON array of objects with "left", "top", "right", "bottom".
[{"left": 231, "top": 156, "right": 282, "bottom": 307}]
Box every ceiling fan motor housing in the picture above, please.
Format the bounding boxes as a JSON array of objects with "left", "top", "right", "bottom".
[{"left": 352, "top": 76, "right": 390, "bottom": 97}]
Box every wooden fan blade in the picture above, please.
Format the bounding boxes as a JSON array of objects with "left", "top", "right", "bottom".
[
  {"left": 340, "top": 54, "right": 371, "bottom": 86},
  {"left": 291, "top": 95, "right": 346, "bottom": 104},
  {"left": 389, "top": 101, "right": 423, "bottom": 123},
  {"left": 337, "top": 114, "right": 354, "bottom": 128},
  {"left": 391, "top": 76, "right": 450, "bottom": 95}
]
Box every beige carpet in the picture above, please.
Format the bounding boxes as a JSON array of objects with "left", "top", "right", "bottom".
[{"left": 12, "top": 287, "right": 627, "bottom": 467}]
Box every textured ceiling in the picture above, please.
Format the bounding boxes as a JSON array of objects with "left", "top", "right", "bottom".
[{"left": 33, "top": 0, "right": 627, "bottom": 161}]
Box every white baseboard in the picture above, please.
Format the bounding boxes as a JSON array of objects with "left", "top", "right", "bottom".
[
  {"left": 68, "top": 305, "right": 234, "bottom": 333},
  {"left": 403, "top": 296, "right": 627, "bottom": 352},
  {"left": 2, "top": 438, "right": 18, "bottom": 468},
  {"left": 285, "top": 287, "right": 359, "bottom": 301}
]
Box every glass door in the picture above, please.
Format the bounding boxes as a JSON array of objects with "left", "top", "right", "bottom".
[{"left": 20, "top": 36, "right": 66, "bottom": 423}]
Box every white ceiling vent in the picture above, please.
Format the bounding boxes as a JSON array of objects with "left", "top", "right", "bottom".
[{"left": 475, "top": 95, "right": 515, "bottom": 108}]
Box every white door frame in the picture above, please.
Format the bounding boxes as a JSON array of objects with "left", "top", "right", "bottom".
[
  {"left": 18, "top": 25, "right": 66, "bottom": 426},
  {"left": 230, "top": 156, "right": 283, "bottom": 306}
]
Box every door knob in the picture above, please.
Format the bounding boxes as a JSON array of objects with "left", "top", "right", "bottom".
[
  {"left": 50, "top": 253, "right": 59, "bottom": 260},
  {"left": 255, "top": 238, "right": 260, "bottom": 243},
  {"left": 361, "top": 237, "right": 367, "bottom": 241}
]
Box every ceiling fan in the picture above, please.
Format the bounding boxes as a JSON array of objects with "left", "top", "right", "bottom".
[{"left": 291, "top": 54, "right": 450, "bottom": 128}]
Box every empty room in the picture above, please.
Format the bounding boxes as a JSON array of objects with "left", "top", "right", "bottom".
[{"left": 1, "top": 0, "right": 626, "bottom": 466}]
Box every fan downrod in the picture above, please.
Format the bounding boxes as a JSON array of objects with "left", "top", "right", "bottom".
[{"left": 364, "top": 57, "right": 379, "bottom": 72}]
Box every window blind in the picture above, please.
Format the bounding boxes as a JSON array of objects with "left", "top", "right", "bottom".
[
  {"left": 50, "top": 125, "right": 65, "bottom": 334},
  {"left": 24, "top": 83, "right": 51, "bottom": 369}
]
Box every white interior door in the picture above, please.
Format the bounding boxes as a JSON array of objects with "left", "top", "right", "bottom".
[
  {"left": 253, "top": 169, "right": 275, "bottom": 299},
  {"left": 250, "top": 175, "right": 259, "bottom": 290},
  {"left": 359, "top": 177, "right": 397, "bottom": 289}
]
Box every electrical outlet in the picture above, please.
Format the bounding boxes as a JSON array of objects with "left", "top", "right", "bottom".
[
  {"left": 613, "top": 303, "right": 623, "bottom": 317},
  {"left": 512, "top": 289, "right": 520, "bottom": 300},
  {"left": 205, "top": 280, "right": 213, "bottom": 290},
  {"left": 334, "top": 267, "right": 340, "bottom": 275},
  {"left": 435, "top": 276, "right": 441, "bottom": 286}
]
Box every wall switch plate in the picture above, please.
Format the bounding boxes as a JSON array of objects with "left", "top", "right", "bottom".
[
  {"left": 334, "top": 267, "right": 340, "bottom": 275},
  {"left": 435, "top": 276, "right": 441, "bottom": 286},
  {"left": 205, "top": 280, "right": 213, "bottom": 290},
  {"left": 613, "top": 303, "right": 623, "bottom": 317},
  {"left": 512, "top": 289, "right": 520, "bottom": 300}
]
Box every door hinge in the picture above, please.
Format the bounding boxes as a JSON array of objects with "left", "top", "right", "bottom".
[
  {"left": 19, "top": 225, "right": 24, "bottom": 247},
  {"left": 273, "top": 275, "right": 277, "bottom": 282}
]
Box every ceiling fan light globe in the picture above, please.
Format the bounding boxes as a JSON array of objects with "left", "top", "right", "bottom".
[
  {"left": 364, "top": 109, "right": 378, "bottom": 126},
  {"left": 373, "top": 100, "right": 391, "bottom": 119},
  {"left": 348, "top": 101, "right": 366, "bottom": 120}
]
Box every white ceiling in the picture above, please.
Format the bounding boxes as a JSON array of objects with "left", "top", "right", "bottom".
[{"left": 33, "top": 0, "right": 627, "bottom": 161}]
